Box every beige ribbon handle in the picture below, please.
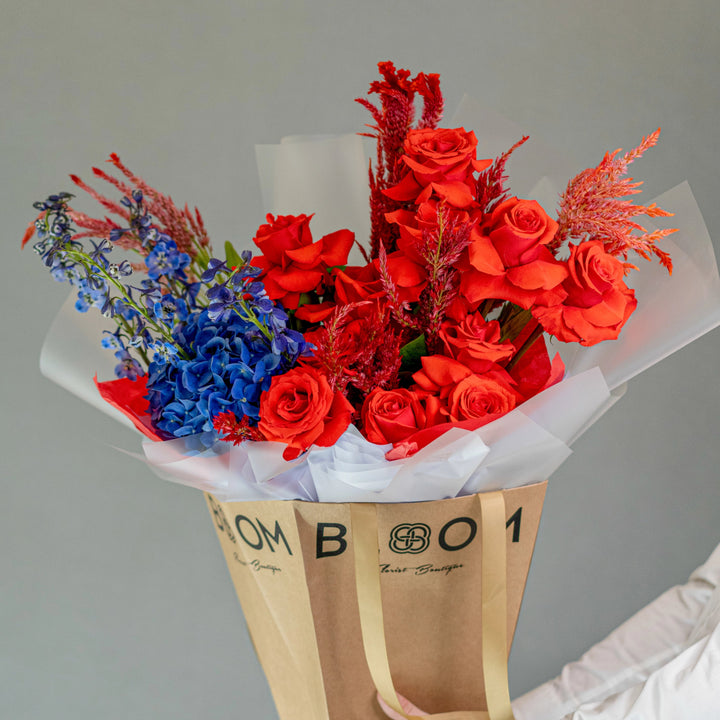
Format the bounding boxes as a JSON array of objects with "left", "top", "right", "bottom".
[{"left": 350, "top": 493, "right": 515, "bottom": 720}]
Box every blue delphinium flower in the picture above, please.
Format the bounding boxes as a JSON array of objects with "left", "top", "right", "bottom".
[
  {"left": 114, "top": 349, "right": 144, "bottom": 380},
  {"left": 75, "top": 276, "right": 110, "bottom": 313},
  {"left": 145, "top": 237, "right": 191, "bottom": 280}
]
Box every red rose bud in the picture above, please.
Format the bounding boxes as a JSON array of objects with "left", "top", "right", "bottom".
[{"left": 258, "top": 366, "right": 354, "bottom": 460}]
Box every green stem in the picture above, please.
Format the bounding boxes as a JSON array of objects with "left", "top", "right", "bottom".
[
  {"left": 505, "top": 324, "right": 544, "bottom": 372},
  {"left": 64, "top": 248, "right": 186, "bottom": 357},
  {"left": 499, "top": 306, "right": 532, "bottom": 342},
  {"left": 479, "top": 299, "right": 495, "bottom": 319},
  {"left": 232, "top": 301, "right": 274, "bottom": 343}
]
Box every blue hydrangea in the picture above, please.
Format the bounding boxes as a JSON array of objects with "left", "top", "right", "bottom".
[{"left": 145, "top": 307, "right": 309, "bottom": 446}]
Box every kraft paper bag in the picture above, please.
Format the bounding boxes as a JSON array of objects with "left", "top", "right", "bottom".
[{"left": 206, "top": 480, "right": 547, "bottom": 720}]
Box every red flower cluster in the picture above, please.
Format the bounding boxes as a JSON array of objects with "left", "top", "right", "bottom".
[
  {"left": 237, "top": 63, "right": 673, "bottom": 459},
  {"left": 93, "top": 62, "right": 674, "bottom": 462}
]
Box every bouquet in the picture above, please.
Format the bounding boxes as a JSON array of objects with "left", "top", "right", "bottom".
[{"left": 25, "top": 62, "right": 720, "bottom": 719}]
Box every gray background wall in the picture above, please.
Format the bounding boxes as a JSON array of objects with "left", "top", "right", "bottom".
[{"left": 2, "top": 1, "right": 719, "bottom": 718}]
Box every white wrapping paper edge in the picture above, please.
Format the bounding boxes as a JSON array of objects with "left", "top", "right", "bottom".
[{"left": 39, "top": 109, "right": 720, "bottom": 503}]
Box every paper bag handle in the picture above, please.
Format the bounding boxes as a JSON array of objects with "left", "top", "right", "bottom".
[{"left": 350, "top": 492, "right": 515, "bottom": 720}]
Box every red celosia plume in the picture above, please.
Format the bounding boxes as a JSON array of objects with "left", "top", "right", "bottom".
[
  {"left": 356, "top": 61, "right": 444, "bottom": 258},
  {"left": 554, "top": 129, "right": 676, "bottom": 273}
]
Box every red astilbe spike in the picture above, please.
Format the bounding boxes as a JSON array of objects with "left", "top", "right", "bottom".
[
  {"left": 377, "top": 243, "right": 421, "bottom": 332},
  {"left": 90, "top": 165, "right": 135, "bottom": 199},
  {"left": 69, "top": 212, "right": 140, "bottom": 249},
  {"left": 70, "top": 173, "right": 130, "bottom": 219},
  {"left": 72, "top": 166, "right": 144, "bottom": 251},
  {"left": 357, "top": 61, "right": 445, "bottom": 259},
  {"left": 21, "top": 205, "right": 137, "bottom": 251},
  {"left": 307, "top": 304, "right": 357, "bottom": 393},
  {"left": 348, "top": 309, "right": 403, "bottom": 395},
  {"left": 63, "top": 154, "right": 210, "bottom": 260},
  {"left": 106, "top": 153, "right": 211, "bottom": 256},
  {"left": 415, "top": 207, "right": 473, "bottom": 351},
  {"left": 554, "top": 129, "right": 676, "bottom": 273},
  {"left": 21, "top": 217, "right": 40, "bottom": 248},
  {"left": 476, "top": 135, "right": 529, "bottom": 213}
]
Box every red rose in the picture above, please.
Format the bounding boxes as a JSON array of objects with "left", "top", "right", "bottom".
[
  {"left": 333, "top": 264, "right": 386, "bottom": 305},
  {"left": 460, "top": 197, "right": 567, "bottom": 308},
  {"left": 385, "top": 366, "right": 519, "bottom": 461},
  {"left": 384, "top": 128, "right": 491, "bottom": 208},
  {"left": 487, "top": 197, "right": 558, "bottom": 266},
  {"left": 412, "top": 354, "right": 474, "bottom": 401},
  {"left": 335, "top": 252, "right": 427, "bottom": 306},
  {"left": 252, "top": 214, "right": 354, "bottom": 309},
  {"left": 413, "top": 355, "right": 519, "bottom": 419},
  {"left": 361, "top": 388, "right": 428, "bottom": 445},
  {"left": 447, "top": 373, "right": 517, "bottom": 425},
  {"left": 258, "top": 366, "right": 354, "bottom": 460},
  {"left": 438, "top": 314, "right": 515, "bottom": 373},
  {"left": 533, "top": 240, "right": 637, "bottom": 346}
]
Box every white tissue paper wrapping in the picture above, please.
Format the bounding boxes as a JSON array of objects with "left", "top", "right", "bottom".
[{"left": 39, "top": 106, "right": 720, "bottom": 503}]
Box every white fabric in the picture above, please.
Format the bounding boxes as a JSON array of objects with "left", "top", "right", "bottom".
[
  {"left": 376, "top": 544, "right": 720, "bottom": 719},
  {"left": 512, "top": 543, "right": 720, "bottom": 720}
]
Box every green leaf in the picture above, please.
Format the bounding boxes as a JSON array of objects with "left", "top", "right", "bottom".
[
  {"left": 399, "top": 334, "right": 427, "bottom": 364},
  {"left": 224, "top": 241, "right": 242, "bottom": 269}
]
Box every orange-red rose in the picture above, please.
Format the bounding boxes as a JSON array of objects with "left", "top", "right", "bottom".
[
  {"left": 384, "top": 128, "right": 491, "bottom": 208},
  {"left": 487, "top": 197, "right": 559, "bottom": 266},
  {"left": 447, "top": 374, "right": 518, "bottom": 425},
  {"left": 460, "top": 197, "right": 567, "bottom": 308},
  {"left": 412, "top": 355, "right": 519, "bottom": 410},
  {"left": 412, "top": 354, "right": 474, "bottom": 401},
  {"left": 252, "top": 214, "right": 354, "bottom": 309},
  {"left": 438, "top": 314, "right": 515, "bottom": 373},
  {"left": 258, "top": 366, "right": 354, "bottom": 460},
  {"left": 361, "top": 388, "right": 428, "bottom": 445},
  {"left": 533, "top": 240, "right": 637, "bottom": 346}
]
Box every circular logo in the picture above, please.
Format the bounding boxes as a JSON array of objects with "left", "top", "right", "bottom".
[{"left": 389, "top": 523, "right": 431, "bottom": 554}]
